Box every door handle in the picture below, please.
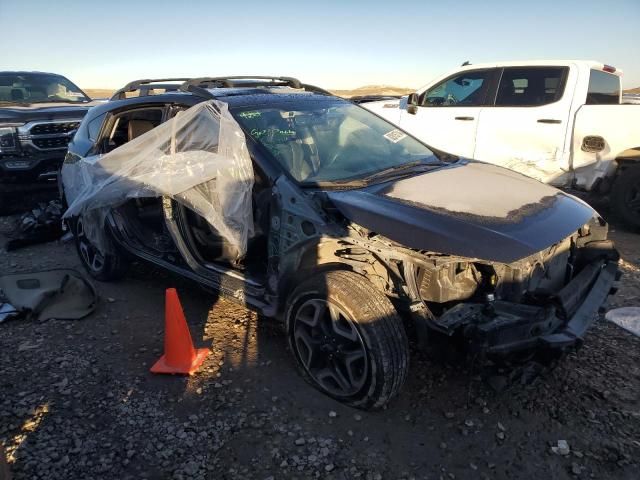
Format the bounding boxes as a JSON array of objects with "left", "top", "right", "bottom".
[
  {"left": 537, "top": 119, "right": 562, "bottom": 124},
  {"left": 454, "top": 116, "right": 474, "bottom": 121}
]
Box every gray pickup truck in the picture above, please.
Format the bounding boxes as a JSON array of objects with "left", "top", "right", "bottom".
[{"left": 0, "top": 71, "right": 96, "bottom": 210}]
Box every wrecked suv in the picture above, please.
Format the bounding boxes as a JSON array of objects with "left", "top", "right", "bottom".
[{"left": 61, "top": 77, "right": 619, "bottom": 409}]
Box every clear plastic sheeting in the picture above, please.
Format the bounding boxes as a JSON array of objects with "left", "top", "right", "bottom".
[{"left": 62, "top": 100, "right": 254, "bottom": 257}]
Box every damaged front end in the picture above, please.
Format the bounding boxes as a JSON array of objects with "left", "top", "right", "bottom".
[
  {"left": 402, "top": 218, "right": 620, "bottom": 364},
  {"left": 323, "top": 162, "right": 620, "bottom": 367}
]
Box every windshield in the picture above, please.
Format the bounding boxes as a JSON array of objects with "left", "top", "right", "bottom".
[
  {"left": 0, "top": 73, "right": 90, "bottom": 104},
  {"left": 233, "top": 98, "right": 442, "bottom": 185}
]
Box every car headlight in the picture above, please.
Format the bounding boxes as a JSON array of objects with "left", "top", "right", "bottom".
[{"left": 0, "top": 126, "right": 19, "bottom": 153}]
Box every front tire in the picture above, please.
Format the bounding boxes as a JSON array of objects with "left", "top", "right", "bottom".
[
  {"left": 612, "top": 165, "right": 640, "bottom": 229},
  {"left": 286, "top": 270, "right": 409, "bottom": 409},
  {"left": 72, "top": 215, "right": 129, "bottom": 281}
]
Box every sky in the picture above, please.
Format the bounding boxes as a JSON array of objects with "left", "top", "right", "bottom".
[{"left": 1, "top": 0, "right": 639, "bottom": 90}]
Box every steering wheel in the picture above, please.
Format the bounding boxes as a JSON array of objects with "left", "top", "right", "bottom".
[{"left": 445, "top": 93, "right": 458, "bottom": 105}]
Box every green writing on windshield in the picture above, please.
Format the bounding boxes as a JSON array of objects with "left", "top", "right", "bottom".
[
  {"left": 238, "top": 111, "right": 261, "bottom": 119},
  {"left": 250, "top": 128, "right": 296, "bottom": 140}
]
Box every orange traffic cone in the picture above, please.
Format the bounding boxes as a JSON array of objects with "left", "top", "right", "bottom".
[{"left": 150, "top": 288, "right": 209, "bottom": 375}]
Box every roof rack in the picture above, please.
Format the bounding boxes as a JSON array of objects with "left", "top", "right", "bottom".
[
  {"left": 181, "top": 76, "right": 302, "bottom": 90},
  {"left": 178, "top": 76, "right": 332, "bottom": 98},
  {"left": 111, "top": 76, "right": 333, "bottom": 101},
  {"left": 110, "top": 78, "right": 192, "bottom": 100}
]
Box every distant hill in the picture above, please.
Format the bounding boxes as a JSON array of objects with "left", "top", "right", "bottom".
[
  {"left": 624, "top": 87, "right": 640, "bottom": 94},
  {"left": 331, "top": 85, "right": 414, "bottom": 98},
  {"left": 84, "top": 88, "right": 115, "bottom": 99}
]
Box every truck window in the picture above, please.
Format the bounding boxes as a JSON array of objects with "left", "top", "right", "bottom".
[
  {"left": 495, "top": 67, "right": 568, "bottom": 107},
  {"left": 586, "top": 70, "right": 620, "bottom": 105},
  {"left": 421, "top": 70, "right": 491, "bottom": 107}
]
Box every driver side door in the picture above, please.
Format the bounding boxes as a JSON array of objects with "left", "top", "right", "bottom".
[{"left": 399, "top": 69, "right": 495, "bottom": 158}]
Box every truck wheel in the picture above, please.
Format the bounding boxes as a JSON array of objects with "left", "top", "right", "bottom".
[
  {"left": 72, "top": 216, "right": 129, "bottom": 281},
  {"left": 286, "top": 270, "right": 409, "bottom": 410},
  {"left": 612, "top": 166, "right": 640, "bottom": 229}
]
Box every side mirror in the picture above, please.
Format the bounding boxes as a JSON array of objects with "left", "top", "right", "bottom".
[{"left": 407, "top": 93, "right": 419, "bottom": 115}]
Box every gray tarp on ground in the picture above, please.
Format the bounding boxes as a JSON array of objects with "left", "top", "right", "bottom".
[
  {"left": 0, "top": 269, "right": 97, "bottom": 322},
  {"left": 605, "top": 307, "right": 640, "bottom": 337},
  {"left": 61, "top": 100, "right": 254, "bottom": 258}
]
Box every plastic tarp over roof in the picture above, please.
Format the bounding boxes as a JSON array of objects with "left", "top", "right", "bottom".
[{"left": 62, "top": 100, "right": 254, "bottom": 257}]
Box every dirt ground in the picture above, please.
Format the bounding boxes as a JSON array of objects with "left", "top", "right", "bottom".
[{"left": 0, "top": 201, "right": 638, "bottom": 480}]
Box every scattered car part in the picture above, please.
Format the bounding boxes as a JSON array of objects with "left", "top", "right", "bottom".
[
  {"left": 0, "top": 302, "right": 18, "bottom": 323},
  {"left": 0, "top": 269, "right": 97, "bottom": 321},
  {"left": 4, "top": 199, "right": 64, "bottom": 251},
  {"left": 605, "top": 307, "right": 640, "bottom": 337}
]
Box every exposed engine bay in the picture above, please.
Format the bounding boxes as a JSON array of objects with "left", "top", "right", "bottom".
[{"left": 321, "top": 215, "right": 619, "bottom": 365}]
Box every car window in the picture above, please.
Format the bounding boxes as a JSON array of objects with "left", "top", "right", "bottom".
[
  {"left": 495, "top": 67, "right": 567, "bottom": 106},
  {"left": 87, "top": 114, "right": 105, "bottom": 141},
  {"left": 586, "top": 70, "right": 620, "bottom": 105},
  {"left": 421, "top": 70, "right": 491, "bottom": 107},
  {"left": 233, "top": 99, "right": 441, "bottom": 184},
  {"left": 101, "top": 108, "right": 164, "bottom": 152}
]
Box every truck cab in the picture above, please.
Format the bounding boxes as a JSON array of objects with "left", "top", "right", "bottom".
[{"left": 364, "top": 61, "right": 640, "bottom": 228}]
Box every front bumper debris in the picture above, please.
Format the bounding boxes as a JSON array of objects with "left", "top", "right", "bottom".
[{"left": 434, "top": 260, "right": 619, "bottom": 357}]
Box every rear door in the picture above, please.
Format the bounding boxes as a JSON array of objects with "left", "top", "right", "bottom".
[
  {"left": 474, "top": 66, "right": 575, "bottom": 185},
  {"left": 398, "top": 69, "right": 495, "bottom": 158}
]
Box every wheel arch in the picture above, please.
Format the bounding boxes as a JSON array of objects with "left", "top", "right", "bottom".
[{"left": 276, "top": 237, "right": 401, "bottom": 319}]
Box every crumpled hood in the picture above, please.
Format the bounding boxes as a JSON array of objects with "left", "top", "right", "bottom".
[{"left": 326, "top": 161, "right": 596, "bottom": 263}]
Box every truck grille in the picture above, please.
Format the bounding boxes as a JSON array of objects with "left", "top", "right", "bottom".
[
  {"left": 29, "top": 122, "right": 80, "bottom": 135},
  {"left": 17, "top": 120, "right": 82, "bottom": 151},
  {"left": 32, "top": 137, "right": 72, "bottom": 149}
]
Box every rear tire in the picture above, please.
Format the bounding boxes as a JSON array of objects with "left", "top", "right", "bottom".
[
  {"left": 71, "top": 215, "right": 129, "bottom": 281},
  {"left": 612, "top": 165, "right": 640, "bottom": 229},
  {"left": 286, "top": 270, "right": 409, "bottom": 410}
]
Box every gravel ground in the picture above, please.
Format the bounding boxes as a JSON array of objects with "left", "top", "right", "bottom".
[{"left": 0, "top": 206, "right": 638, "bottom": 480}]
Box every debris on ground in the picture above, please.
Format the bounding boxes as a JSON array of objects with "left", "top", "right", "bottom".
[
  {"left": 4, "top": 200, "right": 64, "bottom": 251},
  {"left": 605, "top": 307, "right": 640, "bottom": 337},
  {"left": 0, "top": 303, "right": 18, "bottom": 323},
  {"left": 552, "top": 440, "right": 571, "bottom": 456},
  {"left": 0, "top": 269, "right": 97, "bottom": 322}
]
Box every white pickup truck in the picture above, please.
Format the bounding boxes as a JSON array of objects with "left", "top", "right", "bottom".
[{"left": 363, "top": 60, "right": 640, "bottom": 228}]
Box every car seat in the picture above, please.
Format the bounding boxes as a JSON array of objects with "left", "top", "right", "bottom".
[{"left": 128, "top": 119, "right": 156, "bottom": 141}]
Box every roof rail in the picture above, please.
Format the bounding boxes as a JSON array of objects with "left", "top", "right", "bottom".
[
  {"left": 300, "top": 83, "right": 333, "bottom": 96},
  {"left": 180, "top": 76, "right": 303, "bottom": 91},
  {"left": 111, "top": 76, "right": 333, "bottom": 101},
  {"left": 178, "top": 76, "right": 332, "bottom": 98},
  {"left": 110, "top": 78, "right": 192, "bottom": 100}
]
